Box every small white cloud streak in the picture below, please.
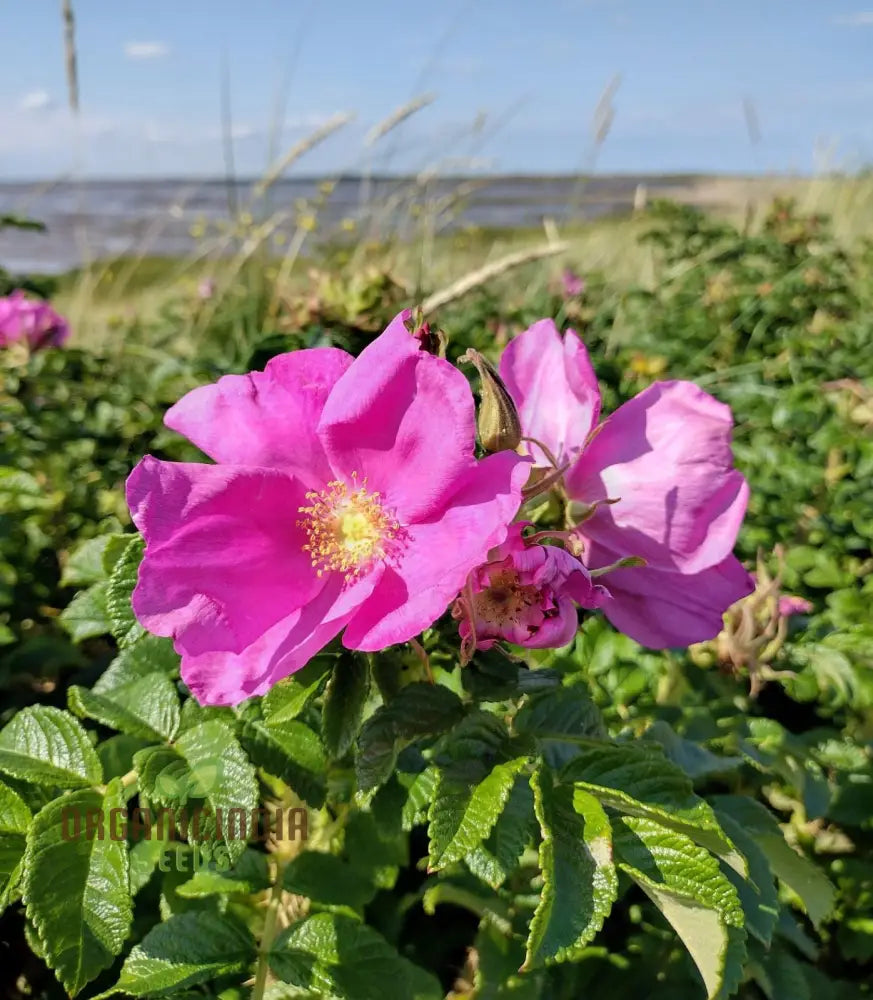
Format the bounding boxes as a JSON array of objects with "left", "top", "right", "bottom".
[
  {"left": 19, "top": 90, "right": 53, "bottom": 112},
  {"left": 124, "top": 41, "right": 170, "bottom": 60},
  {"left": 833, "top": 11, "right": 873, "bottom": 25}
]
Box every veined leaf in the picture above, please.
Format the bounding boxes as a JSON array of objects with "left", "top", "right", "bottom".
[
  {"left": 0, "top": 706, "right": 103, "bottom": 788},
  {"left": 515, "top": 687, "right": 606, "bottom": 768},
  {"left": 61, "top": 535, "right": 116, "bottom": 587},
  {"left": 613, "top": 815, "right": 745, "bottom": 1000},
  {"left": 712, "top": 795, "right": 835, "bottom": 929},
  {"left": 466, "top": 775, "right": 536, "bottom": 889},
  {"left": 69, "top": 674, "right": 181, "bottom": 742},
  {"left": 59, "top": 582, "right": 111, "bottom": 642},
  {"left": 106, "top": 535, "right": 145, "bottom": 648},
  {"left": 102, "top": 911, "right": 255, "bottom": 997},
  {"left": 562, "top": 740, "right": 744, "bottom": 874},
  {"left": 400, "top": 767, "right": 439, "bottom": 831},
  {"left": 135, "top": 720, "right": 258, "bottom": 864},
  {"left": 262, "top": 658, "right": 332, "bottom": 724},
  {"left": 523, "top": 768, "right": 618, "bottom": 968},
  {"left": 241, "top": 719, "right": 326, "bottom": 807},
  {"left": 356, "top": 683, "right": 464, "bottom": 792},
  {"left": 716, "top": 810, "right": 780, "bottom": 946},
  {"left": 176, "top": 847, "right": 270, "bottom": 898},
  {"left": 428, "top": 756, "right": 528, "bottom": 870},
  {"left": 269, "top": 912, "right": 442, "bottom": 1000},
  {"left": 23, "top": 780, "right": 132, "bottom": 996},
  {"left": 93, "top": 635, "right": 180, "bottom": 695},
  {"left": 0, "top": 779, "right": 31, "bottom": 912},
  {"left": 322, "top": 655, "right": 370, "bottom": 759},
  {"left": 283, "top": 851, "right": 376, "bottom": 910}
]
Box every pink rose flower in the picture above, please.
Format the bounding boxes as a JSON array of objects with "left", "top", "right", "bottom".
[
  {"left": 499, "top": 319, "right": 753, "bottom": 649},
  {"left": 126, "top": 312, "right": 530, "bottom": 705},
  {"left": 0, "top": 291, "right": 70, "bottom": 350},
  {"left": 455, "top": 522, "right": 609, "bottom": 657}
]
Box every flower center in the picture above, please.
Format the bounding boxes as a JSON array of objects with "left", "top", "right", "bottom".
[
  {"left": 472, "top": 568, "right": 540, "bottom": 626},
  {"left": 297, "top": 476, "right": 399, "bottom": 578}
]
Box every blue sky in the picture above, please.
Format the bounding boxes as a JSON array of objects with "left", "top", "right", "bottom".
[{"left": 1, "top": 0, "right": 872, "bottom": 178}]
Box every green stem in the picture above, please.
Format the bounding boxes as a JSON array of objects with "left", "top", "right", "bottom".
[{"left": 252, "top": 859, "right": 285, "bottom": 1000}]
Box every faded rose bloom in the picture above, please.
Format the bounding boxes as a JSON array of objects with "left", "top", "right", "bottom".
[
  {"left": 500, "top": 319, "right": 753, "bottom": 648},
  {"left": 0, "top": 291, "right": 69, "bottom": 350},
  {"left": 127, "top": 311, "right": 529, "bottom": 705},
  {"left": 455, "top": 522, "right": 609, "bottom": 659}
]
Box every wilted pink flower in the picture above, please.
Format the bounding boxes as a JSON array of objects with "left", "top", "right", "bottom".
[
  {"left": 126, "top": 311, "right": 529, "bottom": 705},
  {"left": 561, "top": 269, "right": 585, "bottom": 298},
  {"left": 0, "top": 291, "right": 69, "bottom": 350},
  {"left": 455, "top": 522, "right": 609, "bottom": 658},
  {"left": 778, "top": 594, "right": 813, "bottom": 618},
  {"left": 197, "top": 278, "right": 216, "bottom": 300},
  {"left": 500, "top": 319, "right": 753, "bottom": 648}
]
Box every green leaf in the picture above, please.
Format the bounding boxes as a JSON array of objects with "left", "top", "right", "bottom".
[
  {"left": 428, "top": 757, "right": 528, "bottom": 870},
  {"left": 269, "top": 912, "right": 442, "bottom": 1000},
  {"left": 62, "top": 535, "right": 116, "bottom": 587},
  {"left": 0, "top": 706, "right": 103, "bottom": 788},
  {"left": 103, "top": 911, "right": 255, "bottom": 997},
  {"left": 466, "top": 775, "right": 536, "bottom": 889},
  {"left": 98, "top": 734, "right": 152, "bottom": 781},
  {"left": 129, "top": 832, "right": 171, "bottom": 896},
  {"left": 106, "top": 535, "right": 146, "bottom": 648},
  {"left": 135, "top": 720, "right": 258, "bottom": 864},
  {"left": 176, "top": 847, "right": 270, "bottom": 898},
  {"left": 400, "top": 767, "right": 439, "bottom": 831},
  {"left": 241, "top": 719, "right": 326, "bottom": 808},
  {"left": 322, "top": 655, "right": 370, "bottom": 759},
  {"left": 712, "top": 796, "right": 835, "bottom": 929},
  {"left": 69, "top": 674, "right": 181, "bottom": 742},
  {"left": 0, "top": 779, "right": 31, "bottom": 912},
  {"left": 263, "top": 658, "right": 332, "bottom": 724},
  {"left": 515, "top": 687, "right": 606, "bottom": 767},
  {"left": 752, "top": 943, "right": 812, "bottom": 1000},
  {"left": 283, "top": 851, "right": 376, "bottom": 910},
  {"left": 94, "top": 634, "right": 180, "bottom": 694},
  {"left": 356, "top": 683, "right": 464, "bottom": 792},
  {"left": 640, "top": 721, "right": 743, "bottom": 779},
  {"left": 612, "top": 815, "right": 745, "bottom": 1000},
  {"left": 715, "top": 809, "right": 780, "bottom": 946},
  {"left": 523, "top": 769, "right": 618, "bottom": 968},
  {"left": 561, "top": 740, "right": 744, "bottom": 874},
  {"left": 23, "top": 780, "right": 133, "bottom": 995},
  {"left": 59, "top": 582, "right": 112, "bottom": 642}
]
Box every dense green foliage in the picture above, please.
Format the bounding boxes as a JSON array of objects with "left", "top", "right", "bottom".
[{"left": 0, "top": 200, "right": 870, "bottom": 999}]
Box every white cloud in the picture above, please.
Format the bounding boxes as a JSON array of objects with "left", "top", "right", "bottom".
[
  {"left": 124, "top": 41, "right": 170, "bottom": 60},
  {"left": 19, "top": 90, "right": 53, "bottom": 112},
  {"left": 833, "top": 11, "right": 873, "bottom": 25}
]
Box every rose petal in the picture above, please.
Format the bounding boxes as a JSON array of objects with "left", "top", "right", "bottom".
[
  {"left": 587, "top": 540, "right": 754, "bottom": 648},
  {"left": 318, "top": 311, "right": 478, "bottom": 524},
  {"left": 342, "top": 451, "right": 530, "bottom": 650},
  {"left": 180, "top": 570, "right": 380, "bottom": 706},
  {"left": 568, "top": 381, "right": 748, "bottom": 573},
  {"left": 165, "top": 347, "right": 353, "bottom": 488},
  {"left": 500, "top": 319, "right": 601, "bottom": 466},
  {"left": 127, "top": 456, "right": 320, "bottom": 657}
]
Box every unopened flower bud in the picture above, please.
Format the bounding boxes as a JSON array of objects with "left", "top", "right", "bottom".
[{"left": 459, "top": 349, "right": 522, "bottom": 453}]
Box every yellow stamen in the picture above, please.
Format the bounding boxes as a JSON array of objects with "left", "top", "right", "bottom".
[{"left": 296, "top": 475, "right": 399, "bottom": 579}]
